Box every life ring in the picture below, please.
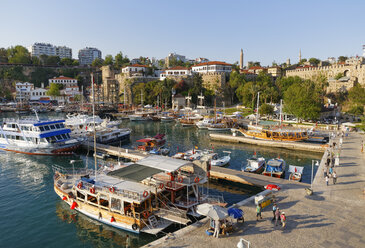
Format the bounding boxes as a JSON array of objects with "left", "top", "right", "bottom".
[
  {"left": 166, "top": 181, "right": 172, "bottom": 187},
  {"left": 132, "top": 223, "right": 139, "bottom": 231},
  {"left": 143, "top": 191, "right": 149, "bottom": 197},
  {"left": 178, "top": 177, "right": 183, "bottom": 183},
  {"left": 90, "top": 187, "right": 95, "bottom": 194},
  {"left": 77, "top": 182, "right": 83, "bottom": 189},
  {"left": 194, "top": 177, "right": 200, "bottom": 183},
  {"left": 109, "top": 187, "right": 115, "bottom": 193},
  {"left": 143, "top": 211, "right": 150, "bottom": 219},
  {"left": 159, "top": 183, "right": 164, "bottom": 189}
]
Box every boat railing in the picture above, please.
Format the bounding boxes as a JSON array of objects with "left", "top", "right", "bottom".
[
  {"left": 204, "top": 194, "right": 226, "bottom": 205},
  {"left": 157, "top": 193, "right": 188, "bottom": 218},
  {"left": 52, "top": 165, "right": 92, "bottom": 178}
]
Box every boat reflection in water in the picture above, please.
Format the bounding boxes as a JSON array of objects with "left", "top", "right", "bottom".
[{"left": 55, "top": 202, "right": 155, "bottom": 248}]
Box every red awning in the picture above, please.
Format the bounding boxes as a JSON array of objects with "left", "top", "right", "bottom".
[{"left": 136, "top": 138, "right": 153, "bottom": 143}]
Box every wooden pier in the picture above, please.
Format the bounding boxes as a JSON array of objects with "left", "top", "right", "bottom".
[
  {"left": 81, "top": 141, "right": 147, "bottom": 161},
  {"left": 210, "top": 133, "right": 326, "bottom": 153}
]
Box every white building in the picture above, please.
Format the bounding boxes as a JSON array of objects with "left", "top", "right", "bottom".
[
  {"left": 29, "top": 43, "right": 56, "bottom": 57},
  {"left": 191, "top": 61, "right": 232, "bottom": 74},
  {"left": 49, "top": 76, "right": 78, "bottom": 86},
  {"left": 121, "top": 64, "right": 148, "bottom": 74},
  {"left": 15, "top": 82, "right": 34, "bottom": 102},
  {"left": 78, "top": 47, "right": 102, "bottom": 65},
  {"left": 130, "top": 58, "right": 141, "bottom": 64},
  {"left": 29, "top": 43, "right": 72, "bottom": 59},
  {"left": 30, "top": 87, "right": 48, "bottom": 102},
  {"left": 55, "top": 46, "right": 72, "bottom": 59},
  {"left": 160, "top": 66, "right": 191, "bottom": 80}
]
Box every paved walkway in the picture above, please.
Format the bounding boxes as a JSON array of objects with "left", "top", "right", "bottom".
[{"left": 144, "top": 133, "right": 365, "bottom": 248}]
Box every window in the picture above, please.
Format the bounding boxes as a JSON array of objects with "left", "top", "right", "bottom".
[
  {"left": 60, "top": 124, "right": 65, "bottom": 128},
  {"left": 39, "top": 126, "right": 45, "bottom": 131},
  {"left": 62, "top": 134, "right": 67, "bottom": 139},
  {"left": 55, "top": 124, "right": 60, "bottom": 129},
  {"left": 49, "top": 125, "right": 55, "bottom": 130},
  {"left": 56, "top": 135, "right": 62, "bottom": 140},
  {"left": 44, "top": 126, "right": 50, "bottom": 131}
]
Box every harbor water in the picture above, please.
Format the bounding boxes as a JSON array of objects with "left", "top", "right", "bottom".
[{"left": 0, "top": 113, "right": 322, "bottom": 248}]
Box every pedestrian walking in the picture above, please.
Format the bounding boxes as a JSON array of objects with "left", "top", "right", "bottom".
[
  {"left": 280, "top": 212, "right": 286, "bottom": 229},
  {"left": 325, "top": 175, "right": 329, "bottom": 186},
  {"left": 333, "top": 171, "right": 337, "bottom": 185},
  {"left": 361, "top": 140, "right": 364, "bottom": 153},
  {"left": 213, "top": 220, "right": 220, "bottom": 238},
  {"left": 275, "top": 207, "right": 281, "bottom": 226},
  {"left": 329, "top": 167, "right": 333, "bottom": 175},
  {"left": 272, "top": 203, "right": 277, "bottom": 221},
  {"left": 256, "top": 204, "right": 262, "bottom": 221},
  {"left": 340, "top": 137, "right": 343, "bottom": 147}
]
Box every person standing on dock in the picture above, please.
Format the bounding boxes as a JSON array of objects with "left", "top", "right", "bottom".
[
  {"left": 333, "top": 171, "right": 337, "bottom": 185},
  {"left": 213, "top": 220, "right": 220, "bottom": 238},
  {"left": 256, "top": 204, "right": 262, "bottom": 221},
  {"left": 361, "top": 140, "right": 364, "bottom": 153},
  {"left": 275, "top": 207, "right": 281, "bottom": 226},
  {"left": 272, "top": 203, "right": 277, "bottom": 221},
  {"left": 280, "top": 212, "right": 286, "bottom": 229},
  {"left": 325, "top": 175, "right": 329, "bottom": 186}
]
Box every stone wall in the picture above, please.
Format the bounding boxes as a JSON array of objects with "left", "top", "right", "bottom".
[
  {"left": 201, "top": 72, "right": 228, "bottom": 91},
  {"left": 285, "top": 64, "right": 365, "bottom": 88}
]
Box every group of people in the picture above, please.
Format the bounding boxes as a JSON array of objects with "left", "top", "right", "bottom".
[
  {"left": 256, "top": 203, "right": 286, "bottom": 229},
  {"left": 324, "top": 140, "right": 340, "bottom": 186},
  {"left": 209, "top": 219, "right": 233, "bottom": 238}
]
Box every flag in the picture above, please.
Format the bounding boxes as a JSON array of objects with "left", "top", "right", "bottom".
[{"left": 295, "top": 167, "right": 297, "bottom": 172}]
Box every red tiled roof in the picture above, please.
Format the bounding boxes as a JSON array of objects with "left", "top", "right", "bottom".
[
  {"left": 125, "top": 64, "right": 149, "bottom": 68},
  {"left": 51, "top": 76, "right": 76, "bottom": 80},
  {"left": 166, "top": 66, "right": 189, "bottom": 71},
  {"left": 193, "top": 61, "right": 232, "bottom": 67},
  {"left": 248, "top": 66, "right": 264, "bottom": 70}
]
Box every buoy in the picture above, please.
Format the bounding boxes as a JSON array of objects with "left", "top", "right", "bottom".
[
  {"left": 143, "top": 191, "right": 149, "bottom": 197},
  {"left": 194, "top": 177, "right": 200, "bottom": 183},
  {"left": 70, "top": 201, "right": 78, "bottom": 210},
  {"left": 109, "top": 187, "right": 115, "bottom": 193},
  {"left": 62, "top": 196, "right": 67, "bottom": 201},
  {"left": 166, "top": 181, "right": 172, "bottom": 187},
  {"left": 111, "top": 216, "right": 116, "bottom": 222},
  {"left": 159, "top": 183, "right": 164, "bottom": 189},
  {"left": 90, "top": 187, "right": 95, "bottom": 194},
  {"left": 178, "top": 177, "right": 183, "bottom": 183}
]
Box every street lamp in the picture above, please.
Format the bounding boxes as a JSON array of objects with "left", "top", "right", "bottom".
[{"left": 310, "top": 160, "right": 320, "bottom": 190}]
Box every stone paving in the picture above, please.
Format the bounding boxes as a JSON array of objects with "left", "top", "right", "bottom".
[{"left": 144, "top": 132, "right": 365, "bottom": 248}]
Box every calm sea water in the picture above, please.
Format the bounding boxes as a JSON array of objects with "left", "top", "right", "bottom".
[{"left": 0, "top": 113, "right": 321, "bottom": 248}]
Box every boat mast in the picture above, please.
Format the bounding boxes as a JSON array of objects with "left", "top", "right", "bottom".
[
  {"left": 141, "top": 89, "right": 144, "bottom": 109},
  {"left": 81, "top": 85, "right": 84, "bottom": 112},
  {"left": 91, "top": 73, "right": 97, "bottom": 179},
  {"left": 256, "top": 92, "right": 260, "bottom": 126},
  {"left": 279, "top": 99, "right": 283, "bottom": 126}
]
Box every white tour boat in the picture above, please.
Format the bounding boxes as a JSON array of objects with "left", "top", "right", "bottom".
[{"left": 0, "top": 117, "right": 80, "bottom": 155}]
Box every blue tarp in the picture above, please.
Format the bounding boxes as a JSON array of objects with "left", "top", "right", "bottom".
[
  {"left": 39, "top": 100, "right": 50, "bottom": 103},
  {"left": 265, "top": 164, "right": 283, "bottom": 172}
]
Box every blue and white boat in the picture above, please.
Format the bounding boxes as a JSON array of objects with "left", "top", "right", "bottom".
[{"left": 0, "top": 117, "right": 80, "bottom": 155}]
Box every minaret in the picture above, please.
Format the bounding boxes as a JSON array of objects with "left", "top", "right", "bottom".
[
  {"left": 240, "top": 49, "right": 244, "bottom": 70},
  {"left": 286, "top": 58, "right": 291, "bottom": 66},
  {"left": 299, "top": 49, "right": 302, "bottom": 63}
]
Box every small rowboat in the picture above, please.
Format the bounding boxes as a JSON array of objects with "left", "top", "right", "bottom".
[{"left": 288, "top": 165, "right": 304, "bottom": 182}]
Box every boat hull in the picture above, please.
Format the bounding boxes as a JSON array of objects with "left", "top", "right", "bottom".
[
  {"left": 262, "top": 171, "right": 285, "bottom": 178},
  {"left": 244, "top": 165, "right": 264, "bottom": 174}
]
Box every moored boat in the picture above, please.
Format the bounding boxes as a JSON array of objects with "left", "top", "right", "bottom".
[
  {"left": 0, "top": 117, "right": 80, "bottom": 155},
  {"left": 210, "top": 151, "right": 231, "bottom": 167},
  {"left": 243, "top": 156, "right": 265, "bottom": 174},
  {"left": 262, "top": 158, "right": 286, "bottom": 178},
  {"left": 238, "top": 128, "right": 309, "bottom": 142},
  {"left": 288, "top": 165, "right": 304, "bottom": 181}
]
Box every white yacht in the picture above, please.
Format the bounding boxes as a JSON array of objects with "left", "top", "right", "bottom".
[{"left": 0, "top": 117, "right": 80, "bottom": 155}]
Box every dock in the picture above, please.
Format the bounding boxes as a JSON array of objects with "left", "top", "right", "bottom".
[
  {"left": 81, "top": 141, "right": 147, "bottom": 161},
  {"left": 210, "top": 133, "right": 326, "bottom": 153},
  {"left": 144, "top": 132, "right": 365, "bottom": 248}
]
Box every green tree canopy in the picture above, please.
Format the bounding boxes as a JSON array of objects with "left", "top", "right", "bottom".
[
  {"left": 338, "top": 56, "right": 348, "bottom": 63},
  {"left": 334, "top": 72, "right": 343, "bottom": 80},
  {"left": 60, "top": 57, "right": 74, "bottom": 66},
  {"left": 7, "top": 45, "right": 31, "bottom": 64},
  {"left": 236, "top": 81, "right": 259, "bottom": 109},
  {"left": 259, "top": 103, "right": 274, "bottom": 116},
  {"left": 115, "top": 52, "right": 130, "bottom": 68},
  {"left": 72, "top": 60, "right": 79, "bottom": 66},
  {"left": 348, "top": 84, "right": 365, "bottom": 106},
  {"left": 47, "top": 83, "right": 61, "bottom": 97},
  {"left": 91, "top": 58, "right": 103, "bottom": 67},
  {"left": 0, "top": 48, "right": 8, "bottom": 63},
  {"left": 103, "top": 55, "right": 114, "bottom": 66},
  {"left": 283, "top": 80, "right": 322, "bottom": 121},
  {"left": 308, "top": 58, "right": 321, "bottom": 66}
]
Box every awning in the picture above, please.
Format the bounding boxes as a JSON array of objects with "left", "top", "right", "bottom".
[
  {"left": 107, "top": 163, "right": 163, "bottom": 181},
  {"left": 136, "top": 138, "right": 153, "bottom": 142},
  {"left": 137, "top": 155, "right": 191, "bottom": 172}
]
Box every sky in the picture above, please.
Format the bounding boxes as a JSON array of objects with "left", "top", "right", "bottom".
[{"left": 1, "top": 0, "right": 365, "bottom": 65}]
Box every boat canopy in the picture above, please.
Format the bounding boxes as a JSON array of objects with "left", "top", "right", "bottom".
[
  {"left": 137, "top": 155, "right": 191, "bottom": 172},
  {"left": 266, "top": 159, "right": 284, "bottom": 172},
  {"left": 288, "top": 165, "right": 304, "bottom": 174},
  {"left": 108, "top": 163, "right": 163, "bottom": 182}
]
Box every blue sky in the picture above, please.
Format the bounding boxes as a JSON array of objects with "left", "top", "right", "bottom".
[{"left": 1, "top": 0, "right": 364, "bottom": 65}]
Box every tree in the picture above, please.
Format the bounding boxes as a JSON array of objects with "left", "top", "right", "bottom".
[
  {"left": 236, "top": 81, "right": 259, "bottom": 109},
  {"left": 276, "top": 76, "right": 303, "bottom": 98},
  {"left": 30, "top": 68, "right": 57, "bottom": 87},
  {"left": 60, "top": 57, "right": 74, "bottom": 66},
  {"left": 299, "top": 58, "right": 307, "bottom": 65},
  {"left": 334, "top": 72, "right": 343, "bottom": 80},
  {"left": 0, "top": 48, "right": 8, "bottom": 63},
  {"left": 308, "top": 58, "right": 321, "bottom": 66},
  {"left": 7, "top": 45, "right": 32, "bottom": 64},
  {"left": 259, "top": 103, "right": 274, "bottom": 116},
  {"left": 115, "top": 52, "right": 130, "bottom": 68},
  {"left": 248, "top": 61, "right": 261, "bottom": 68},
  {"left": 47, "top": 83, "right": 61, "bottom": 97},
  {"left": 103, "top": 55, "right": 114, "bottom": 66},
  {"left": 228, "top": 71, "right": 246, "bottom": 104},
  {"left": 348, "top": 106, "right": 364, "bottom": 115},
  {"left": 46, "top": 56, "right": 61, "bottom": 66},
  {"left": 348, "top": 84, "right": 365, "bottom": 106},
  {"left": 72, "top": 60, "right": 79, "bottom": 66},
  {"left": 338, "top": 56, "right": 348, "bottom": 63},
  {"left": 73, "top": 94, "right": 81, "bottom": 102},
  {"left": 91, "top": 58, "right": 103, "bottom": 67},
  {"left": 283, "top": 80, "right": 322, "bottom": 121}
]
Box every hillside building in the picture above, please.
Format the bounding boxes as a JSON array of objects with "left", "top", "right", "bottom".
[{"left": 78, "top": 47, "right": 102, "bottom": 65}]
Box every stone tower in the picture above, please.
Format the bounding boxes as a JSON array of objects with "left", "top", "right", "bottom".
[
  {"left": 286, "top": 58, "right": 291, "bottom": 66},
  {"left": 240, "top": 49, "right": 244, "bottom": 70},
  {"left": 299, "top": 49, "right": 302, "bottom": 63}
]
